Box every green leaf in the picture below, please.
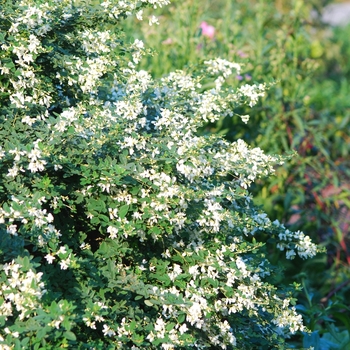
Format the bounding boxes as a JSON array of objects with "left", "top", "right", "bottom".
[
  {"left": 166, "top": 322, "right": 176, "bottom": 331},
  {"left": 64, "top": 331, "right": 76, "bottom": 341},
  {"left": 118, "top": 204, "right": 129, "bottom": 219},
  {"left": 129, "top": 320, "right": 136, "bottom": 331},
  {"left": 144, "top": 300, "right": 153, "bottom": 307},
  {"left": 303, "top": 331, "right": 320, "bottom": 349},
  {"left": 21, "top": 256, "right": 31, "bottom": 270},
  {"left": 90, "top": 217, "right": 100, "bottom": 225},
  {"left": 178, "top": 313, "right": 186, "bottom": 324},
  {"left": 36, "top": 327, "right": 48, "bottom": 341},
  {"left": 114, "top": 164, "right": 126, "bottom": 174},
  {"left": 2, "top": 202, "right": 10, "bottom": 213},
  {"left": 20, "top": 338, "right": 30, "bottom": 347},
  {"left": 87, "top": 198, "right": 106, "bottom": 212},
  {"left": 149, "top": 226, "right": 161, "bottom": 235}
]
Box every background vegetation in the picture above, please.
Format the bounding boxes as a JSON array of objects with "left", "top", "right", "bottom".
[{"left": 122, "top": 0, "right": 350, "bottom": 348}]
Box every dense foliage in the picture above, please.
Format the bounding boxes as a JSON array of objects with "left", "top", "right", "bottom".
[
  {"left": 0, "top": 1, "right": 322, "bottom": 349},
  {"left": 121, "top": 0, "right": 350, "bottom": 347}
]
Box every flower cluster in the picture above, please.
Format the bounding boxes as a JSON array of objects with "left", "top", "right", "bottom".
[
  {"left": 0, "top": 0, "right": 321, "bottom": 349},
  {"left": 204, "top": 58, "right": 242, "bottom": 90},
  {"left": 275, "top": 221, "right": 318, "bottom": 259},
  {"left": 0, "top": 259, "right": 45, "bottom": 322}
]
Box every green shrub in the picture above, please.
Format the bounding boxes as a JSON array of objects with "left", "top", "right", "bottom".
[
  {"left": 120, "top": 1, "right": 350, "bottom": 344},
  {"left": 122, "top": 0, "right": 350, "bottom": 236},
  {"left": 0, "top": 1, "right": 321, "bottom": 349}
]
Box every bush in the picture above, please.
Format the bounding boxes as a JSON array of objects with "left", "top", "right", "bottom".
[
  {"left": 121, "top": 1, "right": 350, "bottom": 345},
  {"left": 0, "top": 1, "right": 321, "bottom": 349}
]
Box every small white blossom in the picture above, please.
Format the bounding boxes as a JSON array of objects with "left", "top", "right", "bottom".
[
  {"left": 149, "top": 15, "right": 159, "bottom": 26},
  {"left": 240, "top": 114, "right": 250, "bottom": 124},
  {"left": 45, "top": 254, "right": 55, "bottom": 264},
  {"left": 59, "top": 259, "right": 69, "bottom": 270},
  {"left": 178, "top": 323, "right": 188, "bottom": 334}
]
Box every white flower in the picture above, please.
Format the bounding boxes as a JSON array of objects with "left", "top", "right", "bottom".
[
  {"left": 7, "top": 165, "right": 19, "bottom": 178},
  {"left": 238, "top": 83, "right": 266, "bottom": 107},
  {"left": 136, "top": 10, "right": 143, "bottom": 20},
  {"left": 188, "top": 265, "right": 200, "bottom": 279},
  {"left": 286, "top": 249, "right": 296, "bottom": 260},
  {"left": 7, "top": 224, "right": 17, "bottom": 236},
  {"left": 154, "top": 317, "right": 166, "bottom": 338},
  {"left": 57, "top": 246, "right": 67, "bottom": 255},
  {"left": 168, "top": 264, "right": 182, "bottom": 281},
  {"left": 240, "top": 114, "right": 250, "bottom": 124},
  {"left": 101, "top": 0, "right": 111, "bottom": 9},
  {"left": 178, "top": 323, "right": 188, "bottom": 334},
  {"left": 161, "top": 249, "right": 171, "bottom": 258},
  {"left": 107, "top": 226, "right": 118, "bottom": 239},
  {"left": 45, "top": 254, "right": 55, "bottom": 264},
  {"left": 146, "top": 331, "right": 155, "bottom": 342},
  {"left": 134, "top": 39, "right": 144, "bottom": 49},
  {"left": 204, "top": 58, "right": 241, "bottom": 77},
  {"left": 59, "top": 259, "right": 69, "bottom": 270},
  {"left": 102, "top": 324, "right": 116, "bottom": 337},
  {"left": 9, "top": 148, "right": 26, "bottom": 161},
  {"left": 149, "top": 15, "right": 159, "bottom": 26},
  {"left": 186, "top": 302, "right": 202, "bottom": 326}
]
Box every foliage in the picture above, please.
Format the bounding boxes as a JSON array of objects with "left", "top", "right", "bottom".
[
  {"left": 121, "top": 0, "right": 350, "bottom": 347},
  {"left": 0, "top": 0, "right": 323, "bottom": 349}
]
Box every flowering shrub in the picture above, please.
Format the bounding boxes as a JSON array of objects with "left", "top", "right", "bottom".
[{"left": 0, "top": 1, "right": 321, "bottom": 349}]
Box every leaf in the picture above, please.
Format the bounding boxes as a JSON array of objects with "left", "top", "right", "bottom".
[
  {"left": 166, "top": 322, "right": 176, "bottom": 331},
  {"left": 87, "top": 198, "right": 106, "bottom": 212},
  {"left": 11, "top": 201, "right": 22, "bottom": 212},
  {"left": 97, "top": 241, "right": 108, "bottom": 255},
  {"left": 21, "top": 256, "right": 31, "bottom": 270},
  {"left": 149, "top": 226, "right": 161, "bottom": 235},
  {"left": 178, "top": 313, "right": 186, "bottom": 324},
  {"left": 2, "top": 202, "right": 10, "bottom": 213},
  {"left": 90, "top": 217, "right": 100, "bottom": 225},
  {"left": 36, "top": 327, "right": 48, "bottom": 341},
  {"left": 129, "top": 320, "right": 136, "bottom": 331},
  {"left": 303, "top": 331, "right": 320, "bottom": 349},
  {"left": 119, "top": 150, "right": 128, "bottom": 165},
  {"left": 64, "top": 331, "right": 76, "bottom": 341},
  {"left": 144, "top": 300, "right": 153, "bottom": 307},
  {"left": 114, "top": 164, "right": 126, "bottom": 174},
  {"left": 118, "top": 204, "right": 129, "bottom": 219},
  {"left": 20, "top": 338, "right": 30, "bottom": 347},
  {"left": 99, "top": 214, "right": 110, "bottom": 223},
  {"left": 130, "top": 186, "right": 140, "bottom": 195}
]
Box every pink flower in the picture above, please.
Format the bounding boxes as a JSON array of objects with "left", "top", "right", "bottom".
[
  {"left": 237, "top": 50, "right": 248, "bottom": 58},
  {"left": 245, "top": 74, "right": 252, "bottom": 81},
  {"left": 200, "top": 21, "right": 215, "bottom": 39},
  {"left": 162, "top": 38, "right": 173, "bottom": 45}
]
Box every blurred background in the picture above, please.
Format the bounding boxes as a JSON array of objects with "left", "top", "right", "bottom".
[{"left": 122, "top": 0, "right": 350, "bottom": 348}]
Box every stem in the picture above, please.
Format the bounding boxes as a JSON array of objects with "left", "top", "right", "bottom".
[
  {"left": 320, "top": 279, "right": 350, "bottom": 304},
  {"left": 302, "top": 277, "right": 312, "bottom": 308}
]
